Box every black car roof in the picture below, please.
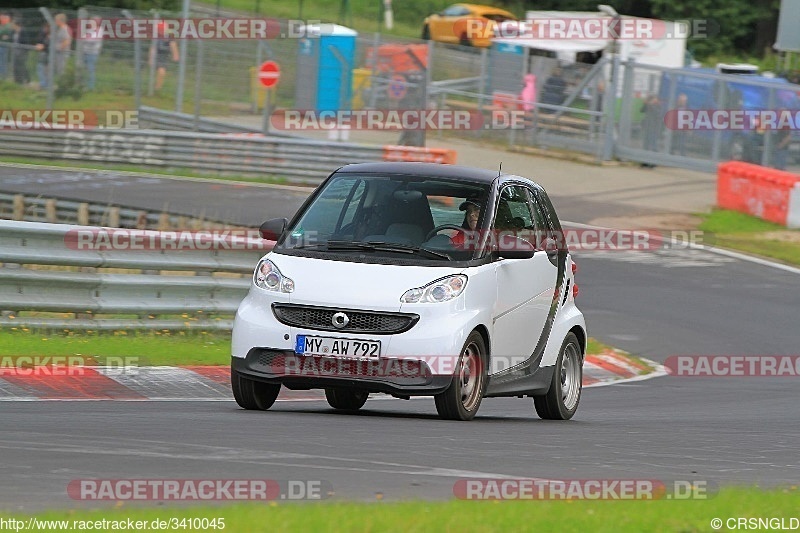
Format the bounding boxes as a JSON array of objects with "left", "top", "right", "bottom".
[{"left": 334, "top": 162, "right": 543, "bottom": 190}]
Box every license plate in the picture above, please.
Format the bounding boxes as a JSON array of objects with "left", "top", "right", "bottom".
[{"left": 295, "top": 335, "right": 381, "bottom": 358}]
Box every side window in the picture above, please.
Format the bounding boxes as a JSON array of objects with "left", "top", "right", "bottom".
[
  {"left": 443, "top": 5, "right": 470, "bottom": 16},
  {"left": 525, "top": 189, "right": 548, "bottom": 232},
  {"left": 494, "top": 185, "right": 534, "bottom": 232}
]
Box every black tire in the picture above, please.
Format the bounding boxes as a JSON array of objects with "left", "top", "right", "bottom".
[
  {"left": 325, "top": 388, "right": 369, "bottom": 410},
  {"left": 459, "top": 33, "right": 471, "bottom": 47},
  {"left": 231, "top": 367, "right": 280, "bottom": 410},
  {"left": 434, "top": 331, "right": 488, "bottom": 421},
  {"left": 421, "top": 25, "right": 431, "bottom": 40},
  {"left": 534, "top": 332, "right": 582, "bottom": 420}
]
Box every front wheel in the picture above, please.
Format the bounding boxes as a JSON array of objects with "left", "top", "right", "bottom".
[
  {"left": 434, "top": 331, "right": 488, "bottom": 420},
  {"left": 325, "top": 388, "right": 369, "bottom": 410},
  {"left": 534, "top": 332, "right": 582, "bottom": 420},
  {"left": 231, "top": 367, "right": 281, "bottom": 410}
]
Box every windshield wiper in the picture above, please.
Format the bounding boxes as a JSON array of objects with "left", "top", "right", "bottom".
[
  {"left": 289, "top": 240, "right": 380, "bottom": 251},
  {"left": 293, "top": 240, "right": 451, "bottom": 260},
  {"left": 361, "top": 241, "right": 452, "bottom": 260}
]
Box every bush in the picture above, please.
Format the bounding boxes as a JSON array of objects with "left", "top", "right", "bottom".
[{"left": 54, "top": 62, "right": 84, "bottom": 100}]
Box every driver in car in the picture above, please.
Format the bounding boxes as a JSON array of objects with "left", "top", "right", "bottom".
[{"left": 451, "top": 197, "right": 482, "bottom": 250}]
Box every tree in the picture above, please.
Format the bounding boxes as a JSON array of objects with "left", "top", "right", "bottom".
[{"left": 647, "top": 0, "right": 777, "bottom": 58}]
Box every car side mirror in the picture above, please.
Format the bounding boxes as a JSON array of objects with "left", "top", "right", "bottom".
[
  {"left": 259, "top": 218, "right": 288, "bottom": 241},
  {"left": 497, "top": 236, "right": 536, "bottom": 259}
]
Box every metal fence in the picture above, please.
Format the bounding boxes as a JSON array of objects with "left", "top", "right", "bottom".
[
  {"left": 4, "top": 6, "right": 800, "bottom": 173},
  {"left": 614, "top": 61, "right": 800, "bottom": 173},
  {"left": 0, "top": 219, "right": 266, "bottom": 330}
]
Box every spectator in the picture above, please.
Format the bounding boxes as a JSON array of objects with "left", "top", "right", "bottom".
[
  {"left": 149, "top": 23, "right": 179, "bottom": 92},
  {"left": 744, "top": 116, "right": 765, "bottom": 164},
  {"left": 640, "top": 94, "right": 662, "bottom": 167},
  {"left": 520, "top": 73, "right": 536, "bottom": 112},
  {"left": 10, "top": 16, "right": 29, "bottom": 85},
  {"left": 53, "top": 13, "right": 72, "bottom": 77},
  {"left": 593, "top": 76, "right": 606, "bottom": 113},
  {"left": 0, "top": 12, "right": 12, "bottom": 80},
  {"left": 671, "top": 93, "right": 689, "bottom": 157},
  {"left": 81, "top": 16, "right": 102, "bottom": 90},
  {"left": 34, "top": 23, "right": 50, "bottom": 90},
  {"left": 774, "top": 126, "right": 792, "bottom": 170},
  {"left": 540, "top": 67, "right": 567, "bottom": 113}
]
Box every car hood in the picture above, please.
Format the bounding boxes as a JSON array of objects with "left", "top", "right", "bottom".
[{"left": 267, "top": 253, "right": 463, "bottom": 311}]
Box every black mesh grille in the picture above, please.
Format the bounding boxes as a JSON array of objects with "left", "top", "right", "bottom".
[{"left": 272, "top": 304, "right": 418, "bottom": 335}]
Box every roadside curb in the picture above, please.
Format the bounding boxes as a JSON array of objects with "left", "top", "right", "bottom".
[
  {"left": 0, "top": 351, "right": 664, "bottom": 401},
  {"left": 584, "top": 350, "right": 666, "bottom": 388}
]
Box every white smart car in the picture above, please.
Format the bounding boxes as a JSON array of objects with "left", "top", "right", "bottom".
[{"left": 231, "top": 162, "right": 586, "bottom": 420}]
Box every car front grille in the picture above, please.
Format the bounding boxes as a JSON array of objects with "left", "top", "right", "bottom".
[{"left": 272, "top": 304, "right": 419, "bottom": 335}]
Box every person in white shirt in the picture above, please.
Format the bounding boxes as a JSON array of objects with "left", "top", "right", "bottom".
[
  {"left": 53, "top": 13, "right": 71, "bottom": 77},
  {"left": 81, "top": 16, "right": 102, "bottom": 90}
]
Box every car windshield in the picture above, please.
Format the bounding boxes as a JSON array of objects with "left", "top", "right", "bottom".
[{"left": 280, "top": 173, "right": 491, "bottom": 262}]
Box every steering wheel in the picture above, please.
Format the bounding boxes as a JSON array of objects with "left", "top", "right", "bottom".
[{"left": 425, "top": 224, "right": 468, "bottom": 242}]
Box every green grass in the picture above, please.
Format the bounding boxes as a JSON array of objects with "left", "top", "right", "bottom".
[
  {"left": 7, "top": 487, "right": 798, "bottom": 532},
  {"left": 698, "top": 208, "right": 800, "bottom": 266},
  {"left": 0, "top": 329, "right": 231, "bottom": 366},
  {"left": 699, "top": 208, "right": 786, "bottom": 234}
]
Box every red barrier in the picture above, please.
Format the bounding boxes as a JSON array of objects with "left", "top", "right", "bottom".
[
  {"left": 382, "top": 145, "right": 457, "bottom": 165},
  {"left": 717, "top": 161, "right": 800, "bottom": 226}
]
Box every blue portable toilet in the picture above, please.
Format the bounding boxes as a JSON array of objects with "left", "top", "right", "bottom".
[
  {"left": 487, "top": 40, "right": 525, "bottom": 96},
  {"left": 295, "top": 24, "right": 358, "bottom": 112}
]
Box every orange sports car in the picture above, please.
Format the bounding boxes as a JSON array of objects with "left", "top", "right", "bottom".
[{"left": 422, "top": 3, "right": 518, "bottom": 47}]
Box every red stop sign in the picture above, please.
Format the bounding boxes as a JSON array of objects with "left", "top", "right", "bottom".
[{"left": 258, "top": 61, "right": 280, "bottom": 88}]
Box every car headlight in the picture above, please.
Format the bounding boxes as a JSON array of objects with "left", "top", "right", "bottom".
[
  {"left": 401, "top": 275, "right": 467, "bottom": 303},
  {"left": 254, "top": 259, "right": 294, "bottom": 293}
]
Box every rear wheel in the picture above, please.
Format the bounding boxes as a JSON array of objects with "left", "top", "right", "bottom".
[
  {"left": 459, "top": 33, "right": 472, "bottom": 47},
  {"left": 534, "top": 332, "right": 582, "bottom": 420},
  {"left": 231, "top": 367, "right": 280, "bottom": 410},
  {"left": 434, "top": 331, "right": 487, "bottom": 420},
  {"left": 325, "top": 388, "right": 369, "bottom": 410}
]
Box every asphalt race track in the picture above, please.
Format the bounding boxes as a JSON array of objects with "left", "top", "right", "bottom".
[
  {"left": 0, "top": 164, "right": 689, "bottom": 227},
  {"left": 1, "top": 165, "right": 799, "bottom": 511}
]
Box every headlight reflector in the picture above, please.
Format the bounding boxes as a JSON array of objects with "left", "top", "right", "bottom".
[
  {"left": 254, "top": 259, "right": 294, "bottom": 293},
  {"left": 401, "top": 275, "right": 467, "bottom": 303}
]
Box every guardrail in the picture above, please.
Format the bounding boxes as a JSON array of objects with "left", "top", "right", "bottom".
[
  {"left": 137, "top": 106, "right": 299, "bottom": 136},
  {"left": 0, "top": 192, "right": 227, "bottom": 230},
  {"left": 0, "top": 128, "right": 456, "bottom": 184},
  {"left": 0, "top": 220, "right": 271, "bottom": 330}
]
